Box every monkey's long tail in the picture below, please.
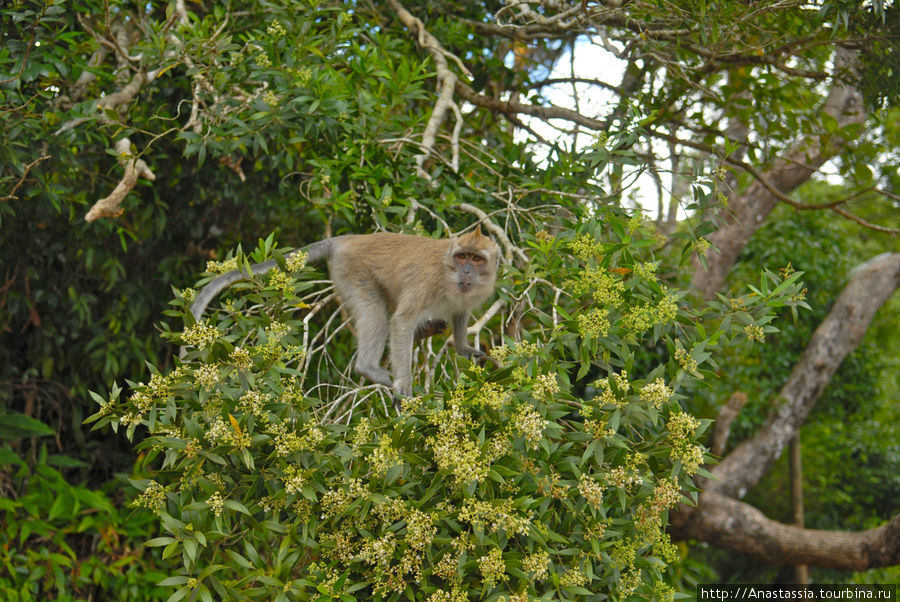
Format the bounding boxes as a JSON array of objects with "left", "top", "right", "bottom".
[{"left": 188, "top": 239, "right": 334, "bottom": 321}]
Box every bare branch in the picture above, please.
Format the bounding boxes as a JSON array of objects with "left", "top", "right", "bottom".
[
  {"left": 85, "top": 138, "right": 156, "bottom": 223},
  {"left": 709, "top": 391, "right": 748, "bottom": 457},
  {"left": 457, "top": 202, "right": 528, "bottom": 265},
  {"left": 387, "top": 0, "right": 471, "bottom": 178},
  {"left": 690, "top": 47, "right": 866, "bottom": 297},
  {"left": 1, "top": 155, "right": 51, "bottom": 203}
]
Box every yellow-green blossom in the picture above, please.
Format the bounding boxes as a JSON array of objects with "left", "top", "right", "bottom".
[
  {"left": 238, "top": 390, "right": 266, "bottom": 415},
  {"left": 634, "top": 260, "right": 658, "bottom": 281},
  {"left": 606, "top": 465, "right": 643, "bottom": 490},
  {"left": 653, "top": 532, "right": 681, "bottom": 564},
  {"left": 653, "top": 581, "right": 677, "bottom": 602},
  {"left": 359, "top": 532, "right": 396, "bottom": 567},
  {"left": 569, "top": 233, "right": 603, "bottom": 261},
  {"left": 132, "top": 480, "right": 167, "bottom": 515},
  {"left": 675, "top": 347, "right": 699, "bottom": 373},
  {"left": 577, "top": 308, "right": 610, "bottom": 337},
  {"left": 578, "top": 474, "right": 604, "bottom": 508},
  {"left": 744, "top": 323, "right": 765, "bottom": 342},
  {"left": 667, "top": 410, "right": 700, "bottom": 439},
  {"left": 560, "top": 566, "right": 588, "bottom": 589},
  {"left": 618, "top": 568, "right": 642, "bottom": 597},
  {"left": 262, "top": 89, "right": 279, "bottom": 106},
  {"left": 291, "top": 66, "right": 312, "bottom": 86},
  {"left": 370, "top": 435, "right": 401, "bottom": 477},
  {"left": 585, "top": 417, "right": 616, "bottom": 439},
  {"left": 512, "top": 340, "right": 540, "bottom": 357},
  {"left": 489, "top": 344, "right": 510, "bottom": 362},
  {"left": 428, "top": 588, "right": 468, "bottom": 602},
  {"left": 473, "top": 381, "right": 508, "bottom": 409},
  {"left": 671, "top": 441, "right": 704, "bottom": 475},
  {"left": 626, "top": 212, "right": 648, "bottom": 234},
  {"left": 692, "top": 236, "right": 711, "bottom": 257},
  {"left": 208, "top": 491, "right": 224, "bottom": 517},
  {"left": 229, "top": 346, "right": 253, "bottom": 371},
  {"left": 427, "top": 403, "right": 489, "bottom": 486},
  {"left": 286, "top": 250, "right": 308, "bottom": 272},
  {"left": 477, "top": 548, "right": 507, "bottom": 588},
  {"left": 266, "top": 18, "right": 286, "bottom": 37},
  {"left": 182, "top": 321, "right": 220, "bottom": 349},
  {"left": 206, "top": 415, "right": 250, "bottom": 449},
  {"left": 533, "top": 373, "right": 559, "bottom": 399},
  {"left": 570, "top": 266, "right": 625, "bottom": 307},
  {"left": 639, "top": 377, "right": 672, "bottom": 409},
  {"left": 267, "top": 268, "right": 292, "bottom": 293},
  {"left": 206, "top": 258, "right": 238, "bottom": 274},
  {"left": 521, "top": 550, "right": 550, "bottom": 580},
  {"left": 609, "top": 537, "right": 639, "bottom": 570},
  {"left": 320, "top": 478, "right": 367, "bottom": 519},
  {"left": 458, "top": 499, "right": 531, "bottom": 536},
  {"left": 510, "top": 404, "right": 547, "bottom": 449},
  {"left": 194, "top": 364, "right": 220, "bottom": 391}
]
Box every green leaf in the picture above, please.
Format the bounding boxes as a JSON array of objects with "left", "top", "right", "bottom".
[{"left": 0, "top": 412, "right": 54, "bottom": 438}]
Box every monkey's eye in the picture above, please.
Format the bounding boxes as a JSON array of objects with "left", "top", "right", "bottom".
[
  {"left": 454, "top": 253, "right": 469, "bottom": 264},
  {"left": 471, "top": 255, "right": 485, "bottom": 265}
]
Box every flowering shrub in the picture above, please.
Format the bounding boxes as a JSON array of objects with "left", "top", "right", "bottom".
[{"left": 87, "top": 218, "right": 806, "bottom": 600}]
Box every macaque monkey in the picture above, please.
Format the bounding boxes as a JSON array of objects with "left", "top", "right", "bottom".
[{"left": 189, "top": 226, "right": 500, "bottom": 396}]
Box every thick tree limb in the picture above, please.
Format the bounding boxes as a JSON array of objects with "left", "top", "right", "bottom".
[
  {"left": 671, "top": 253, "right": 900, "bottom": 569},
  {"left": 708, "top": 253, "right": 900, "bottom": 499},
  {"left": 669, "top": 491, "right": 900, "bottom": 570},
  {"left": 691, "top": 47, "right": 865, "bottom": 298}
]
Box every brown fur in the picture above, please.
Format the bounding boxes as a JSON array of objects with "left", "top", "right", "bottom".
[
  {"left": 314, "top": 228, "right": 499, "bottom": 395},
  {"left": 190, "top": 228, "right": 500, "bottom": 396}
]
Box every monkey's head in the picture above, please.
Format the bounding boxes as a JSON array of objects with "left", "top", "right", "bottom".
[{"left": 446, "top": 225, "right": 500, "bottom": 294}]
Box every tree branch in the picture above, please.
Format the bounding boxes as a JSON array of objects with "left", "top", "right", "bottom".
[
  {"left": 670, "top": 491, "right": 900, "bottom": 570},
  {"left": 709, "top": 391, "right": 748, "bottom": 457},
  {"left": 670, "top": 253, "right": 900, "bottom": 568},
  {"left": 706, "top": 253, "right": 900, "bottom": 499},
  {"left": 85, "top": 138, "right": 156, "bottom": 222},
  {"left": 691, "top": 47, "right": 866, "bottom": 298},
  {"left": 1, "top": 155, "right": 51, "bottom": 202},
  {"left": 387, "top": 0, "right": 470, "bottom": 179}
]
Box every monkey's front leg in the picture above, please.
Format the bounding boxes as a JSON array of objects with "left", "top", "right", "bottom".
[{"left": 451, "top": 312, "right": 487, "bottom": 362}]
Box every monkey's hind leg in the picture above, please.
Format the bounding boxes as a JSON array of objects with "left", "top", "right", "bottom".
[{"left": 345, "top": 297, "right": 393, "bottom": 389}]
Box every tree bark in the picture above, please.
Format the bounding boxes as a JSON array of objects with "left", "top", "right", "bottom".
[
  {"left": 707, "top": 253, "right": 900, "bottom": 500},
  {"left": 691, "top": 48, "right": 865, "bottom": 298},
  {"left": 669, "top": 492, "right": 900, "bottom": 570},
  {"left": 671, "top": 253, "right": 900, "bottom": 568}
]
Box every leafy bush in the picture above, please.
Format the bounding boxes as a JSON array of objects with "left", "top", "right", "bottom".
[
  {"left": 87, "top": 216, "right": 805, "bottom": 600},
  {"left": 0, "top": 443, "right": 171, "bottom": 600}
]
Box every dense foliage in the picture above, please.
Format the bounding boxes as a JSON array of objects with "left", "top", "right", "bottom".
[
  {"left": 87, "top": 216, "right": 805, "bottom": 600},
  {"left": 2, "top": 0, "right": 898, "bottom": 599}
]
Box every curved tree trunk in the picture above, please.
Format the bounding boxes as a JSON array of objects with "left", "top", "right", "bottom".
[{"left": 672, "top": 253, "right": 900, "bottom": 568}]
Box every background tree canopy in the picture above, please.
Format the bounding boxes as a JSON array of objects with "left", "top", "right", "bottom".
[{"left": 1, "top": 0, "right": 898, "bottom": 599}]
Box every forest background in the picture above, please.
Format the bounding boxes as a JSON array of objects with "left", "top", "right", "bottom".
[{"left": 1, "top": 0, "right": 899, "bottom": 600}]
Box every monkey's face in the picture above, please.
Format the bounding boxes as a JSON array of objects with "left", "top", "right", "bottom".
[
  {"left": 446, "top": 227, "right": 500, "bottom": 297},
  {"left": 453, "top": 251, "right": 488, "bottom": 292}
]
